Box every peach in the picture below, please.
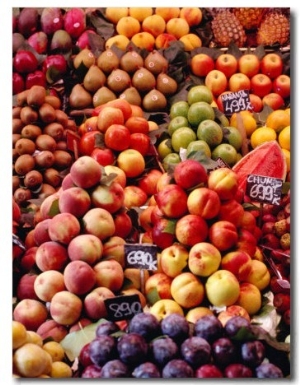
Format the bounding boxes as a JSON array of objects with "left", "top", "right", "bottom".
[
  {"left": 207, "top": 167, "right": 239, "bottom": 201},
  {"left": 166, "top": 18, "right": 190, "bottom": 39},
  {"left": 83, "top": 286, "right": 115, "bottom": 320},
  {"left": 170, "top": 272, "right": 205, "bottom": 309},
  {"left": 179, "top": 33, "right": 202, "bottom": 51},
  {"left": 155, "top": 33, "right": 177, "bottom": 49},
  {"left": 217, "top": 304, "right": 251, "bottom": 327},
  {"left": 145, "top": 272, "right": 173, "bottom": 304},
  {"left": 205, "top": 270, "right": 240, "bottom": 308},
  {"left": 50, "top": 290, "right": 83, "bottom": 326},
  {"left": 175, "top": 214, "right": 208, "bottom": 247},
  {"left": 113, "top": 210, "right": 133, "bottom": 239},
  {"left": 103, "top": 165, "right": 127, "bottom": 189},
  {"left": 19, "top": 246, "right": 38, "bottom": 272},
  {"left": 13, "top": 299, "right": 48, "bottom": 331},
  {"left": 39, "top": 192, "right": 60, "bottom": 219},
  {"left": 179, "top": 7, "right": 202, "bottom": 26},
  {"left": 63, "top": 260, "right": 96, "bottom": 295},
  {"left": 82, "top": 207, "right": 115, "bottom": 241},
  {"left": 13, "top": 320, "right": 28, "bottom": 350},
  {"left": 25, "top": 330, "right": 44, "bottom": 346},
  {"left": 208, "top": 220, "right": 239, "bottom": 252},
  {"left": 123, "top": 185, "right": 148, "bottom": 209},
  {"left": 91, "top": 181, "right": 125, "bottom": 214},
  {"left": 187, "top": 187, "right": 221, "bottom": 219},
  {"left": 69, "top": 317, "right": 92, "bottom": 333},
  {"left": 35, "top": 241, "right": 68, "bottom": 272},
  {"left": 70, "top": 155, "right": 102, "bottom": 189},
  {"left": 185, "top": 307, "right": 214, "bottom": 324},
  {"left": 131, "top": 32, "right": 155, "bottom": 51},
  {"left": 116, "top": 16, "right": 141, "bottom": 38},
  {"left": 124, "top": 267, "right": 150, "bottom": 290},
  {"left": 102, "top": 235, "right": 126, "bottom": 267},
  {"left": 105, "top": 7, "right": 129, "bottom": 24},
  {"left": 240, "top": 210, "right": 257, "bottom": 232},
  {"left": 34, "top": 270, "right": 65, "bottom": 302},
  {"left": 67, "top": 234, "right": 103, "bottom": 265},
  {"left": 16, "top": 273, "right": 38, "bottom": 300},
  {"left": 218, "top": 199, "right": 245, "bottom": 227},
  {"left": 105, "top": 35, "right": 130, "bottom": 51},
  {"left": 149, "top": 298, "right": 184, "bottom": 322},
  {"left": 13, "top": 343, "right": 52, "bottom": 378},
  {"left": 48, "top": 212, "right": 81, "bottom": 245},
  {"left": 242, "top": 259, "right": 271, "bottom": 291},
  {"left": 142, "top": 14, "right": 166, "bottom": 37},
  {"left": 221, "top": 250, "right": 252, "bottom": 280},
  {"left": 234, "top": 282, "right": 262, "bottom": 315},
  {"left": 36, "top": 320, "right": 68, "bottom": 342},
  {"left": 33, "top": 218, "right": 52, "bottom": 245},
  {"left": 188, "top": 242, "right": 222, "bottom": 277},
  {"left": 129, "top": 7, "right": 153, "bottom": 22},
  {"left": 160, "top": 243, "right": 189, "bottom": 278},
  {"left": 58, "top": 186, "right": 91, "bottom": 218},
  {"left": 121, "top": 288, "right": 147, "bottom": 309},
  {"left": 155, "top": 7, "right": 180, "bottom": 22},
  {"left": 93, "top": 259, "right": 124, "bottom": 292}
]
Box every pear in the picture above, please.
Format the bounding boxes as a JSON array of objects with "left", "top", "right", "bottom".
[
  {"left": 97, "top": 48, "right": 120, "bottom": 74},
  {"left": 132, "top": 67, "right": 156, "bottom": 93},
  {"left": 69, "top": 84, "right": 93, "bottom": 109},
  {"left": 156, "top": 73, "right": 178, "bottom": 96},
  {"left": 144, "top": 50, "right": 169, "bottom": 76},
  {"left": 92, "top": 86, "right": 116, "bottom": 108},
  {"left": 106, "top": 69, "right": 131, "bottom": 93},
  {"left": 119, "top": 87, "right": 142, "bottom": 106},
  {"left": 83, "top": 65, "right": 107, "bottom": 92},
  {"left": 142, "top": 89, "right": 167, "bottom": 112},
  {"left": 73, "top": 48, "right": 96, "bottom": 69},
  {"left": 120, "top": 49, "right": 144, "bottom": 74}
]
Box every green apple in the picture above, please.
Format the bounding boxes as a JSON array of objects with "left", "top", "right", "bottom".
[
  {"left": 171, "top": 126, "right": 197, "bottom": 152},
  {"left": 157, "top": 138, "right": 173, "bottom": 159},
  {"left": 222, "top": 126, "right": 243, "bottom": 151},
  {"left": 169, "top": 100, "right": 189, "bottom": 119},
  {"left": 186, "top": 140, "right": 212, "bottom": 158},
  {"left": 162, "top": 152, "right": 181, "bottom": 171},
  {"left": 187, "top": 85, "right": 213, "bottom": 105},
  {"left": 187, "top": 101, "right": 215, "bottom": 127},
  {"left": 197, "top": 119, "right": 223, "bottom": 147},
  {"left": 168, "top": 116, "right": 189, "bottom": 136},
  {"left": 211, "top": 143, "right": 237, "bottom": 166}
]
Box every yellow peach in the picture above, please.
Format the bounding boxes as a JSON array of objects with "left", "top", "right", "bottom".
[
  {"left": 131, "top": 32, "right": 156, "bottom": 51},
  {"left": 242, "top": 259, "right": 271, "bottom": 291},
  {"left": 179, "top": 7, "right": 203, "bottom": 26},
  {"left": 50, "top": 361, "right": 73, "bottom": 378},
  {"left": 12, "top": 321, "right": 27, "bottom": 350},
  {"left": 185, "top": 306, "right": 214, "bottom": 324},
  {"left": 179, "top": 33, "right": 202, "bottom": 51},
  {"left": 13, "top": 343, "right": 52, "bottom": 377},
  {"left": 234, "top": 282, "right": 262, "bottom": 315},
  {"left": 105, "top": 35, "right": 130, "bottom": 51},
  {"left": 116, "top": 16, "right": 141, "bottom": 38},
  {"left": 149, "top": 299, "right": 184, "bottom": 321},
  {"left": 166, "top": 18, "right": 190, "bottom": 39},
  {"left": 142, "top": 14, "right": 166, "bottom": 38},
  {"left": 155, "top": 7, "right": 180, "bottom": 22},
  {"left": 25, "top": 330, "right": 43, "bottom": 347},
  {"left": 129, "top": 7, "right": 153, "bottom": 22},
  {"left": 170, "top": 272, "right": 205, "bottom": 309},
  {"left": 43, "top": 340, "right": 65, "bottom": 362},
  {"left": 105, "top": 7, "right": 129, "bottom": 24}
]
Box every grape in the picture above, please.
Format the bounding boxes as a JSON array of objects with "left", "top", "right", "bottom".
[{"left": 194, "top": 314, "right": 224, "bottom": 343}]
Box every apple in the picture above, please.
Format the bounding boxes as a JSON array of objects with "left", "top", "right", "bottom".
[
  {"left": 170, "top": 272, "right": 205, "bottom": 309},
  {"left": 106, "top": 98, "right": 133, "bottom": 122},
  {"left": 249, "top": 93, "right": 263, "bottom": 113},
  {"left": 103, "top": 165, "right": 127, "bottom": 189},
  {"left": 83, "top": 286, "right": 115, "bottom": 320},
  {"left": 138, "top": 169, "right": 163, "bottom": 196},
  {"left": 13, "top": 50, "right": 39, "bottom": 74},
  {"left": 228, "top": 72, "right": 251, "bottom": 93},
  {"left": 63, "top": 260, "right": 96, "bottom": 296},
  {"left": 35, "top": 241, "right": 68, "bottom": 272},
  {"left": 207, "top": 168, "right": 239, "bottom": 201},
  {"left": 234, "top": 282, "right": 262, "bottom": 315},
  {"left": 117, "top": 148, "right": 146, "bottom": 178},
  {"left": 262, "top": 92, "right": 285, "bottom": 110},
  {"left": 138, "top": 205, "right": 156, "bottom": 232},
  {"left": 97, "top": 106, "right": 125, "bottom": 133},
  {"left": 25, "top": 70, "right": 47, "bottom": 89},
  {"left": 250, "top": 73, "right": 273, "bottom": 98},
  {"left": 241, "top": 259, "right": 271, "bottom": 291},
  {"left": 13, "top": 299, "right": 48, "bottom": 331},
  {"left": 70, "top": 156, "right": 102, "bottom": 189},
  {"left": 156, "top": 171, "right": 172, "bottom": 192},
  {"left": 188, "top": 242, "right": 222, "bottom": 277},
  {"left": 104, "top": 124, "right": 131, "bottom": 151},
  {"left": 13, "top": 72, "right": 25, "bottom": 95},
  {"left": 151, "top": 217, "right": 176, "bottom": 250},
  {"left": 58, "top": 186, "right": 91, "bottom": 218},
  {"left": 175, "top": 214, "right": 208, "bottom": 247},
  {"left": 205, "top": 270, "right": 240, "bottom": 307},
  {"left": 91, "top": 147, "right": 115, "bottom": 167},
  {"left": 123, "top": 185, "right": 148, "bottom": 209},
  {"left": 204, "top": 69, "right": 228, "bottom": 97},
  {"left": 238, "top": 53, "right": 260, "bottom": 78},
  {"left": 217, "top": 199, "right": 245, "bottom": 227},
  {"left": 102, "top": 235, "right": 126, "bottom": 267},
  {"left": 50, "top": 290, "right": 83, "bottom": 326},
  {"left": 160, "top": 243, "right": 189, "bottom": 278},
  {"left": 34, "top": 270, "right": 66, "bottom": 302},
  {"left": 215, "top": 53, "right": 238, "bottom": 78},
  {"left": 173, "top": 159, "right": 207, "bottom": 190},
  {"left": 217, "top": 304, "right": 251, "bottom": 327},
  {"left": 82, "top": 207, "right": 116, "bottom": 241},
  {"left": 91, "top": 181, "right": 125, "bottom": 214},
  {"left": 272, "top": 74, "right": 290, "bottom": 99},
  {"left": 93, "top": 259, "right": 124, "bottom": 292},
  {"left": 260, "top": 53, "right": 283, "bottom": 79},
  {"left": 221, "top": 250, "right": 252, "bottom": 280},
  {"left": 149, "top": 299, "right": 184, "bottom": 322},
  {"left": 187, "top": 187, "right": 221, "bottom": 219},
  {"left": 155, "top": 184, "right": 188, "bottom": 218},
  {"left": 78, "top": 130, "right": 101, "bottom": 156},
  {"left": 185, "top": 307, "right": 214, "bottom": 324},
  {"left": 129, "top": 132, "right": 150, "bottom": 155},
  {"left": 63, "top": 8, "right": 86, "bottom": 39},
  {"left": 190, "top": 53, "right": 215, "bottom": 77},
  {"left": 48, "top": 212, "right": 81, "bottom": 245},
  {"left": 144, "top": 272, "right": 173, "bottom": 303},
  {"left": 208, "top": 220, "right": 238, "bottom": 252}
]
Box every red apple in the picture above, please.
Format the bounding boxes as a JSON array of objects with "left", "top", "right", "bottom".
[
  {"left": 151, "top": 217, "right": 176, "bottom": 250},
  {"left": 25, "top": 70, "right": 47, "bottom": 89},
  {"left": 13, "top": 72, "right": 25, "bottom": 95},
  {"left": 63, "top": 7, "right": 86, "bottom": 39},
  {"left": 195, "top": 364, "right": 223, "bottom": 378},
  {"left": 208, "top": 220, "right": 238, "bottom": 252},
  {"left": 97, "top": 106, "right": 125, "bottom": 133},
  {"left": 91, "top": 147, "right": 115, "bottom": 166},
  {"left": 205, "top": 69, "right": 228, "bottom": 97},
  {"left": 215, "top": 53, "right": 238, "bottom": 79},
  {"left": 76, "top": 29, "right": 97, "bottom": 49},
  {"left": 91, "top": 181, "right": 125, "bottom": 214},
  {"left": 129, "top": 132, "right": 150, "bottom": 155},
  {"left": 13, "top": 50, "right": 38, "bottom": 74},
  {"left": 175, "top": 214, "right": 208, "bottom": 247},
  {"left": 260, "top": 53, "right": 283, "bottom": 79},
  {"left": 249, "top": 93, "right": 263, "bottom": 112},
  {"left": 238, "top": 53, "right": 260, "bottom": 78},
  {"left": 155, "top": 184, "right": 188, "bottom": 218},
  {"left": 27, "top": 31, "right": 48, "bottom": 54},
  {"left": 190, "top": 53, "right": 215, "bottom": 77},
  {"left": 262, "top": 92, "right": 285, "bottom": 110},
  {"left": 250, "top": 73, "right": 273, "bottom": 98},
  {"left": 228, "top": 72, "right": 251, "bottom": 93},
  {"left": 272, "top": 74, "right": 290, "bottom": 99},
  {"left": 173, "top": 159, "right": 208, "bottom": 190},
  {"left": 42, "top": 54, "right": 68, "bottom": 77},
  {"left": 79, "top": 131, "right": 102, "bottom": 156}
]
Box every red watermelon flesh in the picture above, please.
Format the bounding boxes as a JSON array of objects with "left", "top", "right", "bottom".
[{"left": 232, "top": 140, "right": 287, "bottom": 193}]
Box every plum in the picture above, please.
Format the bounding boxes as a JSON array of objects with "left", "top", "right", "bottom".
[
  {"left": 255, "top": 362, "right": 284, "bottom": 378},
  {"left": 224, "top": 315, "right": 252, "bottom": 339},
  {"left": 78, "top": 342, "right": 93, "bottom": 368},
  {"left": 162, "top": 359, "right": 194, "bottom": 378},
  {"left": 100, "top": 359, "right": 130, "bottom": 378},
  {"left": 224, "top": 363, "right": 253, "bottom": 378},
  {"left": 150, "top": 337, "right": 179, "bottom": 367},
  {"left": 89, "top": 335, "right": 117, "bottom": 367},
  {"left": 95, "top": 320, "right": 120, "bottom": 337},
  {"left": 240, "top": 340, "right": 266, "bottom": 368},
  {"left": 211, "top": 337, "right": 238, "bottom": 368},
  {"left": 180, "top": 336, "right": 212, "bottom": 368},
  {"left": 195, "top": 364, "right": 223, "bottom": 378},
  {"left": 160, "top": 313, "right": 190, "bottom": 344},
  {"left": 128, "top": 312, "right": 161, "bottom": 342},
  {"left": 117, "top": 333, "right": 148, "bottom": 367},
  {"left": 17, "top": 8, "right": 39, "bottom": 37},
  {"left": 81, "top": 364, "right": 102, "bottom": 378},
  {"left": 132, "top": 362, "right": 161, "bottom": 378},
  {"left": 40, "top": 8, "right": 64, "bottom": 35},
  {"left": 194, "top": 314, "right": 224, "bottom": 343}
]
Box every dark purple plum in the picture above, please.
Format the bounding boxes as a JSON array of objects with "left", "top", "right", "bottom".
[
  {"left": 81, "top": 364, "right": 102, "bottom": 378},
  {"left": 194, "top": 314, "right": 224, "bottom": 343},
  {"left": 211, "top": 337, "right": 238, "bottom": 368},
  {"left": 160, "top": 313, "right": 190, "bottom": 344},
  {"left": 100, "top": 359, "right": 130, "bottom": 378},
  {"left": 195, "top": 364, "right": 224, "bottom": 378},
  {"left": 162, "top": 359, "right": 194, "bottom": 378},
  {"left": 180, "top": 336, "right": 211, "bottom": 368},
  {"left": 224, "top": 315, "right": 252, "bottom": 339},
  {"left": 96, "top": 320, "right": 120, "bottom": 336},
  {"left": 132, "top": 362, "right": 161, "bottom": 378},
  {"left": 224, "top": 363, "right": 253, "bottom": 378},
  {"left": 150, "top": 337, "right": 179, "bottom": 367},
  {"left": 128, "top": 312, "right": 161, "bottom": 342},
  {"left": 89, "top": 335, "right": 117, "bottom": 367},
  {"left": 117, "top": 333, "right": 148, "bottom": 367},
  {"left": 255, "top": 362, "right": 284, "bottom": 378},
  {"left": 240, "top": 340, "right": 266, "bottom": 368}
]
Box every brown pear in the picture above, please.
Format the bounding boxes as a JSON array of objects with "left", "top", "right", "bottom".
[
  {"left": 132, "top": 67, "right": 156, "bottom": 93},
  {"left": 119, "top": 87, "right": 142, "bottom": 106},
  {"left": 120, "top": 50, "right": 144, "bottom": 74},
  {"left": 69, "top": 84, "right": 93, "bottom": 109},
  {"left": 156, "top": 73, "right": 178, "bottom": 96},
  {"left": 144, "top": 50, "right": 169, "bottom": 76},
  {"left": 83, "top": 65, "right": 107, "bottom": 92},
  {"left": 92, "top": 86, "right": 116, "bottom": 108},
  {"left": 97, "top": 48, "right": 120, "bottom": 74},
  {"left": 106, "top": 69, "right": 131, "bottom": 93},
  {"left": 73, "top": 48, "right": 96, "bottom": 69},
  {"left": 142, "top": 89, "right": 167, "bottom": 112}
]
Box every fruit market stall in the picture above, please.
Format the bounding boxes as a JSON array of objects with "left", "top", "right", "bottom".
[{"left": 12, "top": 6, "right": 291, "bottom": 379}]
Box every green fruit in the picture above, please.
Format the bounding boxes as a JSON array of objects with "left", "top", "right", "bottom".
[
  {"left": 187, "top": 85, "right": 213, "bottom": 105},
  {"left": 157, "top": 138, "right": 173, "bottom": 159},
  {"left": 169, "top": 101, "right": 189, "bottom": 119},
  {"left": 197, "top": 119, "right": 223, "bottom": 147},
  {"left": 162, "top": 152, "right": 181, "bottom": 171},
  {"left": 222, "top": 126, "right": 243, "bottom": 151},
  {"left": 187, "top": 102, "right": 215, "bottom": 127},
  {"left": 168, "top": 116, "right": 189, "bottom": 136},
  {"left": 186, "top": 140, "right": 212, "bottom": 158},
  {"left": 211, "top": 143, "right": 238, "bottom": 166},
  {"left": 171, "top": 126, "right": 197, "bottom": 152}
]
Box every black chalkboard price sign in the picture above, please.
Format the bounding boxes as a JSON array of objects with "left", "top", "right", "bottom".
[
  {"left": 221, "top": 90, "right": 251, "bottom": 114},
  {"left": 125, "top": 243, "right": 158, "bottom": 271},
  {"left": 104, "top": 294, "right": 142, "bottom": 321},
  {"left": 246, "top": 174, "right": 283, "bottom": 205}
]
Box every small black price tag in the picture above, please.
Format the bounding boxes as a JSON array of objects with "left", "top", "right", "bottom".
[
  {"left": 221, "top": 90, "right": 252, "bottom": 115},
  {"left": 125, "top": 243, "right": 158, "bottom": 271},
  {"left": 104, "top": 294, "right": 142, "bottom": 321},
  {"left": 246, "top": 174, "right": 283, "bottom": 205}
]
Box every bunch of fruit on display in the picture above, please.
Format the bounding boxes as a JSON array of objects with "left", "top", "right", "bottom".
[{"left": 12, "top": 6, "right": 291, "bottom": 379}]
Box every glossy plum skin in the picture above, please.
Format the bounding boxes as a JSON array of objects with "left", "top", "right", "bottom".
[
  {"left": 180, "top": 336, "right": 212, "bottom": 368},
  {"left": 160, "top": 313, "right": 190, "bottom": 344},
  {"left": 117, "top": 333, "right": 148, "bottom": 367},
  {"left": 128, "top": 312, "right": 161, "bottom": 342},
  {"left": 162, "top": 359, "right": 194, "bottom": 378},
  {"left": 194, "top": 314, "right": 224, "bottom": 343},
  {"left": 132, "top": 362, "right": 161, "bottom": 378},
  {"left": 224, "top": 363, "right": 253, "bottom": 378},
  {"left": 255, "top": 362, "right": 284, "bottom": 378},
  {"left": 100, "top": 359, "right": 130, "bottom": 378},
  {"left": 89, "top": 335, "right": 117, "bottom": 367},
  {"left": 150, "top": 337, "right": 179, "bottom": 367}
]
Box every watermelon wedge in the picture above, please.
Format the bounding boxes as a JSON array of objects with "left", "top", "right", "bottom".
[{"left": 232, "top": 140, "right": 287, "bottom": 193}]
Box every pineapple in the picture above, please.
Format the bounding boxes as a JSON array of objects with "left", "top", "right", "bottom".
[
  {"left": 232, "top": 8, "right": 266, "bottom": 30},
  {"left": 211, "top": 9, "right": 247, "bottom": 48},
  {"left": 256, "top": 10, "right": 290, "bottom": 46}
]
